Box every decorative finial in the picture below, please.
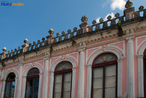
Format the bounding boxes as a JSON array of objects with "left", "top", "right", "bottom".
[
  {"left": 48, "top": 28, "right": 54, "bottom": 35},
  {"left": 125, "top": 0, "right": 133, "bottom": 9},
  {"left": 24, "top": 38, "right": 29, "bottom": 44},
  {"left": 2, "top": 47, "right": 7, "bottom": 52},
  {"left": 81, "top": 15, "right": 88, "bottom": 23}
]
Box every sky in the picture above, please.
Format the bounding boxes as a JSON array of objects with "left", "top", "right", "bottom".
[{"left": 0, "top": 0, "right": 146, "bottom": 53}]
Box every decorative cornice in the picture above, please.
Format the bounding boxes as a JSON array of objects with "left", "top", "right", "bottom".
[{"left": 1, "top": 24, "right": 146, "bottom": 68}]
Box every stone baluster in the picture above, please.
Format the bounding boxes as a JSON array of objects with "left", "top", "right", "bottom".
[
  {"left": 1, "top": 47, "right": 7, "bottom": 59},
  {"left": 96, "top": 24, "right": 100, "bottom": 30},
  {"left": 79, "top": 15, "right": 89, "bottom": 33},
  {"left": 22, "top": 38, "right": 29, "bottom": 53},
  {"left": 46, "top": 28, "right": 54, "bottom": 44}
]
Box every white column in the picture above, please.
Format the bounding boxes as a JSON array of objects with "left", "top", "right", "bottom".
[
  {"left": 1, "top": 79, "right": 6, "bottom": 98},
  {"left": 49, "top": 71, "right": 54, "bottom": 98},
  {"left": 38, "top": 73, "right": 42, "bottom": 98},
  {"left": 71, "top": 67, "right": 76, "bottom": 98},
  {"left": 42, "top": 57, "right": 49, "bottom": 98},
  {"left": 126, "top": 37, "right": 135, "bottom": 98},
  {"left": 77, "top": 48, "right": 85, "bottom": 98},
  {"left": 138, "top": 55, "right": 144, "bottom": 97},
  {"left": 86, "top": 64, "right": 92, "bottom": 98},
  {"left": 117, "top": 59, "right": 123, "bottom": 97},
  {"left": 17, "top": 64, "right": 23, "bottom": 98},
  {"left": 22, "top": 76, "right": 26, "bottom": 98}
]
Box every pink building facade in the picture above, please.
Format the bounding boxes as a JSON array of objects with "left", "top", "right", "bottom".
[{"left": 0, "top": 1, "right": 146, "bottom": 98}]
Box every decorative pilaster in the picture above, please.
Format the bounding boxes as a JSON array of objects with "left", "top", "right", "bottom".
[
  {"left": 86, "top": 64, "right": 92, "bottom": 98},
  {"left": 77, "top": 48, "right": 85, "bottom": 98},
  {"left": 22, "top": 76, "right": 26, "bottom": 98},
  {"left": 17, "top": 58, "right": 23, "bottom": 98},
  {"left": 117, "top": 59, "right": 123, "bottom": 97},
  {"left": 126, "top": 36, "right": 135, "bottom": 98},
  {"left": 1, "top": 79, "right": 5, "bottom": 98},
  {"left": 49, "top": 71, "right": 54, "bottom": 98},
  {"left": 38, "top": 73, "right": 43, "bottom": 98},
  {"left": 137, "top": 55, "right": 144, "bottom": 97},
  {"left": 42, "top": 52, "right": 50, "bottom": 98},
  {"left": 71, "top": 67, "right": 77, "bottom": 98}
]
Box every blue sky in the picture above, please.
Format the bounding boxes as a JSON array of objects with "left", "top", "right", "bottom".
[{"left": 0, "top": 0, "right": 146, "bottom": 53}]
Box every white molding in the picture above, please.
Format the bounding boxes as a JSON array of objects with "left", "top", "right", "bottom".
[
  {"left": 137, "top": 41, "right": 146, "bottom": 97},
  {"left": 86, "top": 46, "right": 102, "bottom": 65},
  {"left": 50, "top": 56, "right": 62, "bottom": 69},
  {"left": 23, "top": 64, "right": 43, "bottom": 76},
  {"left": 66, "top": 52, "right": 79, "bottom": 65},
  {"left": 50, "top": 58, "right": 77, "bottom": 72},
  {"left": 107, "top": 40, "right": 125, "bottom": 57},
  {"left": 86, "top": 48, "right": 123, "bottom": 98},
  {"left": 135, "top": 35, "right": 146, "bottom": 55}
]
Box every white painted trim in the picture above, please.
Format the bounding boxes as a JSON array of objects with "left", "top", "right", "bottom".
[
  {"left": 23, "top": 64, "right": 43, "bottom": 76},
  {"left": 137, "top": 41, "right": 146, "bottom": 97},
  {"left": 22, "top": 76, "right": 26, "bottom": 98},
  {"left": 49, "top": 71, "right": 54, "bottom": 98},
  {"left": 50, "top": 58, "right": 77, "bottom": 72},
  {"left": 136, "top": 35, "right": 146, "bottom": 55},
  {"left": 86, "top": 48, "right": 123, "bottom": 98},
  {"left": 38, "top": 73, "right": 42, "bottom": 98},
  {"left": 71, "top": 67, "right": 76, "bottom": 98},
  {"left": 50, "top": 56, "right": 62, "bottom": 69},
  {"left": 66, "top": 52, "right": 79, "bottom": 65},
  {"left": 86, "top": 46, "right": 102, "bottom": 65},
  {"left": 107, "top": 40, "right": 125, "bottom": 57}
]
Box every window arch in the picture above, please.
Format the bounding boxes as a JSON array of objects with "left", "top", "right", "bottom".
[
  {"left": 25, "top": 68, "right": 40, "bottom": 98},
  {"left": 4, "top": 73, "right": 16, "bottom": 98},
  {"left": 53, "top": 61, "right": 72, "bottom": 98},
  {"left": 91, "top": 53, "right": 117, "bottom": 98}
]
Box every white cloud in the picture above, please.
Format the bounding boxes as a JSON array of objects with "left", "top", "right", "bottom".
[
  {"left": 96, "top": 17, "right": 100, "bottom": 23},
  {"left": 96, "top": 12, "right": 115, "bottom": 23},
  {"left": 111, "top": 0, "right": 126, "bottom": 10},
  {"left": 102, "top": 0, "right": 110, "bottom": 8}
]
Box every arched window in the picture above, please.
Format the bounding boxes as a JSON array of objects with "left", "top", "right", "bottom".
[
  {"left": 143, "top": 50, "right": 146, "bottom": 97},
  {"left": 53, "top": 62, "right": 72, "bottom": 98},
  {"left": 4, "top": 73, "right": 15, "bottom": 98},
  {"left": 92, "top": 53, "right": 117, "bottom": 98},
  {"left": 25, "top": 68, "right": 39, "bottom": 98}
]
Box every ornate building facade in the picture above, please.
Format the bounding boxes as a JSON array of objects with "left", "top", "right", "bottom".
[{"left": 0, "top": 1, "right": 146, "bottom": 98}]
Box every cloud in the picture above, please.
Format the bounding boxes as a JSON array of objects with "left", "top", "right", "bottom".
[
  {"left": 96, "top": 12, "right": 115, "bottom": 23},
  {"left": 96, "top": 17, "right": 101, "bottom": 23},
  {"left": 111, "top": 0, "right": 126, "bottom": 10},
  {"left": 102, "top": 0, "right": 110, "bottom": 8}
]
